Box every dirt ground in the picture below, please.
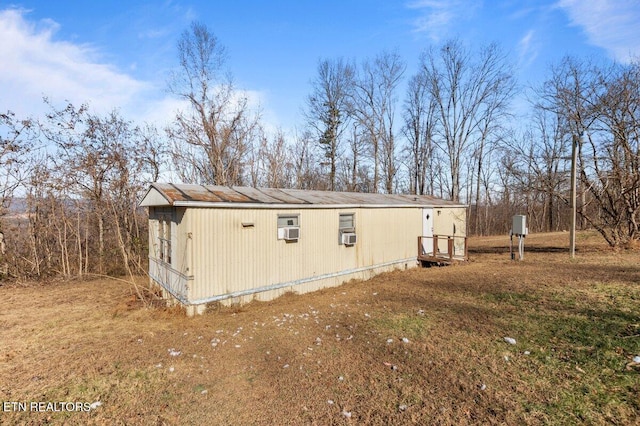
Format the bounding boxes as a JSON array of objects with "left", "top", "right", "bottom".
[{"left": 0, "top": 231, "right": 638, "bottom": 425}]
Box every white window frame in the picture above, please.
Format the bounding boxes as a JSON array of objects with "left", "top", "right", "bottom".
[
  {"left": 158, "top": 214, "right": 172, "bottom": 265},
  {"left": 277, "top": 214, "right": 300, "bottom": 240},
  {"left": 338, "top": 213, "right": 355, "bottom": 245},
  {"left": 277, "top": 214, "right": 300, "bottom": 228}
]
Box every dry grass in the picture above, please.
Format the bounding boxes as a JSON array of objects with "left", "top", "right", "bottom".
[{"left": 0, "top": 231, "right": 638, "bottom": 425}]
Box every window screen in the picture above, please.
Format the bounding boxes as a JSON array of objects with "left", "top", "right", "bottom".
[
  {"left": 158, "top": 216, "right": 172, "bottom": 264},
  {"left": 339, "top": 213, "right": 355, "bottom": 230},
  {"left": 277, "top": 214, "right": 299, "bottom": 228}
]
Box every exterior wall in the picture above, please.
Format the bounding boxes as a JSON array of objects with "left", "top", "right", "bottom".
[
  {"left": 184, "top": 207, "right": 422, "bottom": 306},
  {"left": 147, "top": 204, "right": 467, "bottom": 313},
  {"left": 432, "top": 206, "right": 467, "bottom": 255},
  {"left": 148, "top": 207, "right": 192, "bottom": 302}
]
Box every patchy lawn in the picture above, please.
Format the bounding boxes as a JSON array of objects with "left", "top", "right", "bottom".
[{"left": 0, "top": 231, "right": 638, "bottom": 425}]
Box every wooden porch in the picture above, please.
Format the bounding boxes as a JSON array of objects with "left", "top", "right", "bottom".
[{"left": 418, "top": 235, "right": 468, "bottom": 265}]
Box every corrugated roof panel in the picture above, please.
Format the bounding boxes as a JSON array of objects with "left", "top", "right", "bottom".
[
  {"left": 279, "top": 188, "right": 418, "bottom": 205},
  {"left": 232, "top": 186, "right": 291, "bottom": 204},
  {"left": 157, "top": 184, "right": 222, "bottom": 202},
  {"left": 279, "top": 188, "right": 358, "bottom": 205},
  {"left": 152, "top": 183, "right": 254, "bottom": 203},
  {"left": 256, "top": 188, "right": 309, "bottom": 204},
  {"left": 153, "top": 183, "right": 222, "bottom": 203},
  {"left": 206, "top": 186, "right": 253, "bottom": 203},
  {"left": 144, "top": 183, "right": 466, "bottom": 208}
]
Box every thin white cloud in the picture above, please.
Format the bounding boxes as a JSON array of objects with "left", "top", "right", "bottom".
[
  {"left": 138, "top": 29, "right": 169, "bottom": 39},
  {"left": 0, "top": 8, "right": 152, "bottom": 119},
  {"left": 406, "top": 0, "right": 480, "bottom": 41},
  {"left": 508, "top": 6, "right": 536, "bottom": 21},
  {"left": 138, "top": 96, "right": 186, "bottom": 127},
  {"left": 0, "top": 8, "right": 206, "bottom": 129},
  {"left": 0, "top": 7, "right": 222, "bottom": 132},
  {"left": 557, "top": 0, "right": 640, "bottom": 62},
  {"left": 0, "top": 7, "right": 288, "bottom": 136},
  {"left": 517, "top": 29, "right": 539, "bottom": 70}
]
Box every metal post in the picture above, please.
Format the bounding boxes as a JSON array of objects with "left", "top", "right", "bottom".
[
  {"left": 570, "top": 134, "right": 578, "bottom": 259},
  {"left": 510, "top": 230, "right": 514, "bottom": 260}
]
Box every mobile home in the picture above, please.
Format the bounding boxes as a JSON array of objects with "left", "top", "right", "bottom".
[{"left": 140, "top": 183, "right": 467, "bottom": 315}]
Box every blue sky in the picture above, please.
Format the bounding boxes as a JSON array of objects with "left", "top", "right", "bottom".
[{"left": 1, "top": 0, "right": 639, "bottom": 134}]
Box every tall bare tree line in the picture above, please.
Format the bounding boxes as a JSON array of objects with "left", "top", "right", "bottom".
[
  {"left": 1, "top": 102, "right": 161, "bottom": 279},
  {"left": 1, "top": 23, "right": 639, "bottom": 282}
]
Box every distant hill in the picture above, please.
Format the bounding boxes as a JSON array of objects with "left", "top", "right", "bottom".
[{"left": 4, "top": 197, "right": 27, "bottom": 214}]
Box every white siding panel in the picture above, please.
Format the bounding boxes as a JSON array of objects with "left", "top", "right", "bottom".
[
  {"left": 431, "top": 206, "right": 467, "bottom": 255},
  {"left": 185, "top": 207, "right": 426, "bottom": 304}
]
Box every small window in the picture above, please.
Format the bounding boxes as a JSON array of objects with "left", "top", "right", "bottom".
[
  {"left": 158, "top": 216, "right": 172, "bottom": 264},
  {"left": 339, "top": 213, "right": 356, "bottom": 245},
  {"left": 277, "top": 214, "right": 300, "bottom": 241},
  {"left": 339, "top": 213, "right": 355, "bottom": 231},
  {"left": 277, "top": 214, "right": 299, "bottom": 228}
]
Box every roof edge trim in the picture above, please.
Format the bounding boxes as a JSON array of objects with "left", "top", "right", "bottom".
[
  {"left": 139, "top": 186, "right": 172, "bottom": 207},
  {"left": 172, "top": 201, "right": 467, "bottom": 209}
]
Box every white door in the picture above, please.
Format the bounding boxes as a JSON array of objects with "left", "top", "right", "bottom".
[{"left": 422, "top": 208, "right": 434, "bottom": 255}]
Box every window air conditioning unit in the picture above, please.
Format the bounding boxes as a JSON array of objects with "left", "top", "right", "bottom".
[
  {"left": 283, "top": 227, "right": 300, "bottom": 241},
  {"left": 342, "top": 232, "right": 357, "bottom": 245}
]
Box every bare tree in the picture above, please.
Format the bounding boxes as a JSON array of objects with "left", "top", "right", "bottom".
[
  {"left": 502, "top": 109, "right": 572, "bottom": 233},
  {"left": 420, "top": 40, "right": 515, "bottom": 202},
  {"left": 510, "top": 56, "right": 640, "bottom": 247},
  {"left": 470, "top": 70, "right": 516, "bottom": 232},
  {"left": 289, "top": 130, "right": 324, "bottom": 190},
  {"left": 0, "top": 112, "right": 33, "bottom": 216},
  {"left": 377, "top": 51, "right": 406, "bottom": 193},
  {"left": 305, "top": 58, "right": 355, "bottom": 191},
  {"left": 352, "top": 51, "right": 406, "bottom": 193},
  {"left": 0, "top": 98, "right": 164, "bottom": 282},
  {"left": 0, "top": 111, "right": 35, "bottom": 275},
  {"left": 36, "top": 102, "right": 157, "bottom": 277},
  {"left": 402, "top": 72, "right": 437, "bottom": 195},
  {"left": 341, "top": 123, "right": 365, "bottom": 191},
  {"left": 167, "top": 21, "right": 260, "bottom": 186},
  {"left": 535, "top": 57, "right": 602, "bottom": 232},
  {"left": 585, "top": 62, "right": 640, "bottom": 246},
  {"left": 257, "top": 130, "right": 294, "bottom": 188}
]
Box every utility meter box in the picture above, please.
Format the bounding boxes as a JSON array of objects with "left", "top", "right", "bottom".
[{"left": 512, "top": 215, "right": 528, "bottom": 235}]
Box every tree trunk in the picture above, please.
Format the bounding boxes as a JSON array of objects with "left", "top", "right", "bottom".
[{"left": 98, "top": 213, "right": 104, "bottom": 274}]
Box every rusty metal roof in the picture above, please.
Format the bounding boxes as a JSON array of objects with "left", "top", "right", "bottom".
[{"left": 140, "top": 183, "right": 465, "bottom": 208}]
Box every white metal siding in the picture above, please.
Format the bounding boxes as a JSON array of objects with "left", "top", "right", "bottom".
[
  {"left": 185, "top": 207, "right": 422, "bottom": 304},
  {"left": 432, "top": 207, "right": 467, "bottom": 254}
]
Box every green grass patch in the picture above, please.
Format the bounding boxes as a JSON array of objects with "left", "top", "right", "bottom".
[
  {"left": 371, "top": 313, "right": 431, "bottom": 340},
  {"left": 491, "top": 283, "right": 640, "bottom": 424}
]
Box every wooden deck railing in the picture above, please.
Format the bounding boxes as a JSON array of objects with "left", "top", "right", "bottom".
[{"left": 418, "top": 235, "right": 468, "bottom": 263}]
